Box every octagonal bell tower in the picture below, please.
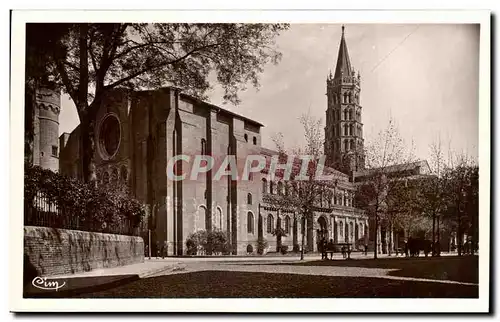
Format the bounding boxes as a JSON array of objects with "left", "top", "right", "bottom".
[{"left": 325, "top": 25, "right": 365, "bottom": 175}]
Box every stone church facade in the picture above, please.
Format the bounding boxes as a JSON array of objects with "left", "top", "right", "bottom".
[{"left": 45, "top": 26, "right": 435, "bottom": 255}]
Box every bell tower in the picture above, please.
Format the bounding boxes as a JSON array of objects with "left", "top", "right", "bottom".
[{"left": 325, "top": 25, "right": 365, "bottom": 175}]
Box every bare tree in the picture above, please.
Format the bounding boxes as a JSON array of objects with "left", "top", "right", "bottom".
[
  {"left": 416, "top": 138, "right": 448, "bottom": 256},
  {"left": 441, "top": 152, "right": 478, "bottom": 256},
  {"left": 265, "top": 112, "right": 344, "bottom": 260},
  {"left": 354, "top": 118, "right": 416, "bottom": 259}
]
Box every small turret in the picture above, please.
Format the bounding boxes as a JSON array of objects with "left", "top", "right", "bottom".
[{"left": 34, "top": 87, "right": 61, "bottom": 172}]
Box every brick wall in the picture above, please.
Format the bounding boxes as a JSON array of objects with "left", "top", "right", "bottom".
[{"left": 24, "top": 226, "right": 144, "bottom": 277}]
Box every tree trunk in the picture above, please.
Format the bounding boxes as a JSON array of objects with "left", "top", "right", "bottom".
[
  {"left": 25, "top": 83, "right": 36, "bottom": 166},
  {"left": 437, "top": 215, "right": 441, "bottom": 256},
  {"left": 374, "top": 213, "right": 378, "bottom": 259},
  {"left": 78, "top": 23, "right": 97, "bottom": 185},
  {"left": 300, "top": 216, "right": 305, "bottom": 260},
  {"left": 387, "top": 223, "right": 392, "bottom": 256},
  {"left": 432, "top": 213, "right": 436, "bottom": 256},
  {"left": 80, "top": 113, "right": 97, "bottom": 185}
]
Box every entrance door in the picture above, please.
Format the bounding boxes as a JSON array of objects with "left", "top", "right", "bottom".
[{"left": 317, "top": 216, "right": 328, "bottom": 251}]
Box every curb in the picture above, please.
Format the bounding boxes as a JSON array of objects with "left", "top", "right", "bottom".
[{"left": 138, "top": 263, "right": 186, "bottom": 278}]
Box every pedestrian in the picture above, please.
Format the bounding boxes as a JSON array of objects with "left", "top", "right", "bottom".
[
  {"left": 156, "top": 240, "right": 161, "bottom": 259},
  {"left": 328, "top": 239, "right": 334, "bottom": 260},
  {"left": 145, "top": 244, "right": 149, "bottom": 259},
  {"left": 162, "top": 240, "right": 168, "bottom": 259},
  {"left": 364, "top": 244, "right": 368, "bottom": 256},
  {"left": 341, "top": 246, "right": 346, "bottom": 259}
]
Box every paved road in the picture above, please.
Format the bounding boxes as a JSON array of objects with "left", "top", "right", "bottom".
[
  {"left": 147, "top": 254, "right": 477, "bottom": 286},
  {"left": 74, "top": 255, "right": 478, "bottom": 298}
]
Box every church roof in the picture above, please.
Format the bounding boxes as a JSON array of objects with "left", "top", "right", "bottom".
[
  {"left": 179, "top": 92, "right": 264, "bottom": 127},
  {"left": 353, "top": 160, "right": 431, "bottom": 179},
  {"left": 334, "top": 25, "right": 353, "bottom": 79}
]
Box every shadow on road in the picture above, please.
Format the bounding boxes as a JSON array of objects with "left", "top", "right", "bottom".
[
  {"left": 74, "top": 271, "right": 478, "bottom": 298},
  {"left": 263, "top": 255, "right": 479, "bottom": 284}
]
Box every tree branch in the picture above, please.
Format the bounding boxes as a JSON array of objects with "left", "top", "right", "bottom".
[{"left": 104, "top": 43, "right": 220, "bottom": 91}]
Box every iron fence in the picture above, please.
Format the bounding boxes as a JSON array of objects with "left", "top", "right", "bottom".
[{"left": 24, "top": 191, "right": 140, "bottom": 236}]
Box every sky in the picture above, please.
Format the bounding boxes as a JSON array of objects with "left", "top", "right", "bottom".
[{"left": 58, "top": 23, "right": 480, "bottom": 163}]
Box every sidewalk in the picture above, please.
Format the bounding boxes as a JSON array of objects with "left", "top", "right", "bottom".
[{"left": 24, "top": 259, "right": 184, "bottom": 298}]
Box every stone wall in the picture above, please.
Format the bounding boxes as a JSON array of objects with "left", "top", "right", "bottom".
[{"left": 24, "top": 226, "right": 144, "bottom": 277}]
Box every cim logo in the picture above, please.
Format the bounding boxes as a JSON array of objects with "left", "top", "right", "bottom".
[{"left": 32, "top": 276, "right": 66, "bottom": 292}]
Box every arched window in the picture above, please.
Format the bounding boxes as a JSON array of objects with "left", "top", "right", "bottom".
[
  {"left": 201, "top": 139, "right": 207, "bottom": 155},
  {"left": 340, "top": 221, "right": 344, "bottom": 237},
  {"left": 213, "top": 207, "right": 223, "bottom": 231},
  {"left": 344, "top": 124, "right": 348, "bottom": 135},
  {"left": 244, "top": 134, "right": 248, "bottom": 142},
  {"left": 262, "top": 178, "right": 268, "bottom": 193},
  {"left": 198, "top": 205, "right": 208, "bottom": 231},
  {"left": 344, "top": 109, "right": 348, "bottom": 120},
  {"left": 253, "top": 136, "right": 257, "bottom": 145},
  {"left": 270, "top": 181, "right": 275, "bottom": 194},
  {"left": 277, "top": 181, "right": 283, "bottom": 195},
  {"left": 349, "top": 109, "right": 353, "bottom": 121},
  {"left": 267, "top": 214, "right": 274, "bottom": 233},
  {"left": 111, "top": 168, "right": 118, "bottom": 183},
  {"left": 344, "top": 140, "right": 348, "bottom": 152},
  {"left": 350, "top": 139, "right": 355, "bottom": 150},
  {"left": 247, "top": 212, "right": 254, "bottom": 234},
  {"left": 247, "top": 193, "right": 252, "bottom": 205},
  {"left": 284, "top": 216, "right": 291, "bottom": 234},
  {"left": 343, "top": 92, "right": 348, "bottom": 104},
  {"left": 349, "top": 124, "right": 354, "bottom": 136}
]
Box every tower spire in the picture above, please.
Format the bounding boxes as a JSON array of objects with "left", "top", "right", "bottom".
[{"left": 334, "top": 25, "right": 352, "bottom": 79}]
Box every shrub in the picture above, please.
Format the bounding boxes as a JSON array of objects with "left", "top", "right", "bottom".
[
  {"left": 207, "top": 230, "right": 229, "bottom": 255},
  {"left": 281, "top": 245, "right": 289, "bottom": 255},
  {"left": 257, "top": 236, "right": 269, "bottom": 255},
  {"left": 246, "top": 244, "right": 254, "bottom": 254},
  {"left": 186, "top": 230, "right": 208, "bottom": 255},
  {"left": 24, "top": 164, "right": 145, "bottom": 234},
  {"left": 185, "top": 230, "right": 229, "bottom": 255}
]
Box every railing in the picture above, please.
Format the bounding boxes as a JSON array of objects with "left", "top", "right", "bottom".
[{"left": 24, "top": 191, "right": 139, "bottom": 236}]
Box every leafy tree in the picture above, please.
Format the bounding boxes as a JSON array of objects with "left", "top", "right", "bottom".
[
  {"left": 24, "top": 24, "right": 71, "bottom": 165},
  {"left": 32, "top": 23, "right": 288, "bottom": 184}
]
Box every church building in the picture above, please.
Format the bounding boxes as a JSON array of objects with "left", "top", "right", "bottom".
[{"left": 50, "top": 26, "right": 433, "bottom": 255}]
